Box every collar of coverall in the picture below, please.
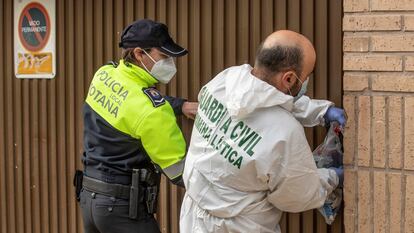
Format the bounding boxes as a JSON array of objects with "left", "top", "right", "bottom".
[{"left": 118, "top": 59, "right": 159, "bottom": 87}]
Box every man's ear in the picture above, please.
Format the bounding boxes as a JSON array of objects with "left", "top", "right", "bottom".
[
  {"left": 133, "top": 47, "right": 144, "bottom": 62},
  {"left": 281, "top": 71, "right": 296, "bottom": 89}
]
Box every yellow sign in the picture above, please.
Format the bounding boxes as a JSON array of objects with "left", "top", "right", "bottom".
[{"left": 16, "top": 52, "right": 53, "bottom": 74}]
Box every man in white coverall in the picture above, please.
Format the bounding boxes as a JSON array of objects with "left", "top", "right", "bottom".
[{"left": 180, "top": 30, "right": 346, "bottom": 233}]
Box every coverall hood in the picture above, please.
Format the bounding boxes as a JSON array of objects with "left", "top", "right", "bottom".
[{"left": 224, "top": 64, "right": 294, "bottom": 119}]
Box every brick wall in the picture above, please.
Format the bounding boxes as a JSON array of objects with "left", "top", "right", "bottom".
[{"left": 343, "top": 0, "right": 414, "bottom": 232}]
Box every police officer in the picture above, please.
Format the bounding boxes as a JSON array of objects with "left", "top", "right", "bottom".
[{"left": 77, "top": 19, "right": 193, "bottom": 233}]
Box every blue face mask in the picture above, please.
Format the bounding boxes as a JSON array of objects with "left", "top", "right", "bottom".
[
  {"left": 294, "top": 78, "right": 309, "bottom": 102},
  {"left": 290, "top": 73, "right": 309, "bottom": 102}
]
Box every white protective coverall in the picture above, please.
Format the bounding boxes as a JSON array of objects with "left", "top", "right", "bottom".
[{"left": 180, "top": 64, "right": 339, "bottom": 233}]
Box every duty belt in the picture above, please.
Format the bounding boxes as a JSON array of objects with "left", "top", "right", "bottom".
[
  {"left": 81, "top": 168, "right": 160, "bottom": 219},
  {"left": 82, "top": 175, "right": 131, "bottom": 200}
]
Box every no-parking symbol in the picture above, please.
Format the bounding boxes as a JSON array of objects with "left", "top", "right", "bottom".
[
  {"left": 18, "top": 2, "right": 51, "bottom": 52},
  {"left": 14, "top": 0, "right": 55, "bottom": 79}
]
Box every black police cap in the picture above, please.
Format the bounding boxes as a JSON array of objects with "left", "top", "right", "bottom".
[{"left": 119, "top": 19, "right": 188, "bottom": 57}]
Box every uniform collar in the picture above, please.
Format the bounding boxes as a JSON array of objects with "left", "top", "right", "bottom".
[{"left": 118, "top": 59, "right": 159, "bottom": 87}]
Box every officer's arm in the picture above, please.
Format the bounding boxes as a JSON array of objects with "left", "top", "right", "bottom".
[
  {"left": 164, "top": 96, "right": 186, "bottom": 116},
  {"left": 292, "top": 95, "right": 334, "bottom": 127},
  {"left": 136, "top": 107, "right": 186, "bottom": 187}
]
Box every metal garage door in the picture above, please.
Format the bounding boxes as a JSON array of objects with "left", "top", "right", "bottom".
[{"left": 0, "top": 0, "right": 342, "bottom": 232}]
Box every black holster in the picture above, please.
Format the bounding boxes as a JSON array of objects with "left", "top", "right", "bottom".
[
  {"left": 73, "top": 170, "right": 84, "bottom": 202},
  {"left": 141, "top": 168, "right": 161, "bottom": 214},
  {"left": 128, "top": 168, "right": 161, "bottom": 219}
]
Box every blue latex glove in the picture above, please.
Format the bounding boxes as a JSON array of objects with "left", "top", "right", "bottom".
[
  {"left": 324, "top": 107, "right": 347, "bottom": 128},
  {"left": 330, "top": 167, "right": 344, "bottom": 188}
]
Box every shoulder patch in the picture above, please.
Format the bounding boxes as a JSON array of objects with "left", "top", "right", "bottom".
[{"left": 143, "top": 87, "right": 166, "bottom": 108}]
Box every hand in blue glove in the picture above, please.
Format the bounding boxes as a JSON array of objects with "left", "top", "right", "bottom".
[
  {"left": 324, "top": 106, "right": 347, "bottom": 128},
  {"left": 330, "top": 167, "right": 343, "bottom": 188}
]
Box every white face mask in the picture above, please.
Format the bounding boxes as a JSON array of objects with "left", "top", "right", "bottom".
[{"left": 141, "top": 50, "right": 177, "bottom": 84}]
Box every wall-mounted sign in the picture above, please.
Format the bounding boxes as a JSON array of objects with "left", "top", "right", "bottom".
[{"left": 14, "top": 0, "right": 56, "bottom": 79}]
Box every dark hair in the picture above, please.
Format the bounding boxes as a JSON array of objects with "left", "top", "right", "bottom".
[
  {"left": 122, "top": 48, "right": 136, "bottom": 64},
  {"left": 121, "top": 48, "right": 152, "bottom": 65},
  {"left": 255, "top": 43, "right": 303, "bottom": 78}
]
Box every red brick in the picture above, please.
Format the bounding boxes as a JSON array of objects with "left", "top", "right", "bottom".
[
  {"left": 358, "top": 96, "right": 371, "bottom": 167},
  {"left": 388, "top": 97, "right": 403, "bottom": 169},
  {"left": 405, "top": 97, "right": 414, "bottom": 170},
  {"left": 343, "top": 73, "right": 369, "bottom": 91},
  {"left": 343, "top": 15, "right": 401, "bottom": 31},
  {"left": 373, "top": 171, "right": 386, "bottom": 233},
  {"left": 372, "top": 0, "right": 414, "bottom": 11},
  {"left": 389, "top": 173, "right": 402, "bottom": 233},
  {"left": 373, "top": 97, "right": 386, "bottom": 168},
  {"left": 371, "top": 34, "right": 414, "bottom": 52},
  {"left": 343, "top": 36, "right": 369, "bottom": 52},
  {"left": 344, "top": 54, "right": 403, "bottom": 71},
  {"left": 343, "top": 95, "right": 356, "bottom": 165},
  {"left": 358, "top": 170, "right": 371, "bottom": 233},
  {"left": 405, "top": 174, "right": 414, "bottom": 232},
  {"left": 372, "top": 74, "right": 414, "bottom": 92},
  {"left": 344, "top": 169, "right": 356, "bottom": 233},
  {"left": 344, "top": 0, "right": 369, "bottom": 12}
]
